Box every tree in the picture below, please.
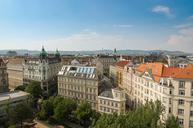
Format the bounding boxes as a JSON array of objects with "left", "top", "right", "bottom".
[
  {"left": 25, "top": 81, "right": 42, "bottom": 99},
  {"left": 14, "top": 85, "right": 26, "bottom": 91},
  {"left": 37, "top": 99, "right": 54, "bottom": 120},
  {"left": 75, "top": 102, "right": 93, "bottom": 126},
  {"left": 165, "top": 115, "right": 180, "bottom": 128},
  {"left": 92, "top": 101, "right": 165, "bottom": 128},
  {"left": 8, "top": 102, "right": 34, "bottom": 128},
  {"left": 54, "top": 98, "right": 77, "bottom": 123}
]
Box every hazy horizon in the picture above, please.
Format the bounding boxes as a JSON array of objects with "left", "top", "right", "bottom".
[{"left": 0, "top": 0, "right": 193, "bottom": 52}]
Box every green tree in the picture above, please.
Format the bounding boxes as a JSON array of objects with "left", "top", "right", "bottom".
[
  {"left": 165, "top": 115, "right": 180, "bottom": 128},
  {"left": 25, "top": 81, "right": 42, "bottom": 99},
  {"left": 37, "top": 99, "right": 54, "bottom": 120},
  {"left": 75, "top": 102, "right": 93, "bottom": 126},
  {"left": 14, "top": 85, "right": 26, "bottom": 91},
  {"left": 54, "top": 98, "right": 77, "bottom": 123},
  {"left": 92, "top": 101, "right": 165, "bottom": 128},
  {"left": 8, "top": 102, "right": 34, "bottom": 128}
]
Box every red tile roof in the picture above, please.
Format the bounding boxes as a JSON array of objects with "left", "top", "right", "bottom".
[
  {"left": 136, "top": 63, "right": 193, "bottom": 82},
  {"left": 116, "top": 60, "right": 129, "bottom": 68}
]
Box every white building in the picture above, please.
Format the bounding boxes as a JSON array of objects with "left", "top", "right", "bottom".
[
  {"left": 23, "top": 47, "right": 61, "bottom": 94},
  {"left": 123, "top": 62, "right": 193, "bottom": 128},
  {"left": 98, "top": 87, "right": 126, "bottom": 115}
]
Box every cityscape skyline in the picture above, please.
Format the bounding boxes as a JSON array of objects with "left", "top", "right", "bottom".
[{"left": 0, "top": 0, "right": 193, "bottom": 52}]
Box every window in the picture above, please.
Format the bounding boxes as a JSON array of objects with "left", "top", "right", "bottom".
[
  {"left": 178, "top": 99, "right": 184, "bottom": 105},
  {"left": 178, "top": 119, "right": 184, "bottom": 126},
  {"left": 179, "top": 81, "right": 185, "bottom": 88},
  {"left": 190, "top": 121, "right": 193, "bottom": 127},
  {"left": 191, "top": 101, "right": 193, "bottom": 107},
  {"left": 169, "top": 89, "right": 172, "bottom": 95},
  {"left": 169, "top": 98, "right": 172, "bottom": 105},
  {"left": 192, "top": 82, "right": 193, "bottom": 89},
  {"left": 191, "top": 91, "right": 193, "bottom": 97},
  {"left": 169, "top": 107, "right": 171, "bottom": 113},
  {"left": 115, "top": 103, "right": 118, "bottom": 107},
  {"left": 190, "top": 111, "right": 193, "bottom": 117},
  {"left": 179, "top": 90, "right": 185, "bottom": 96},
  {"left": 178, "top": 109, "right": 184, "bottom": 115}
]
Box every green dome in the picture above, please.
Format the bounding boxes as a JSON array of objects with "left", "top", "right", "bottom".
[
  {"left": 40, "top": 46, "right": 47, "bottom": 59},
  {"left": 55, "top": 49, "right": 60, "bottom": 58}
]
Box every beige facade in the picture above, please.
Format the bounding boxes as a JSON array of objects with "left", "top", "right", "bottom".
[
  {"left": 98, "top": 87, "right": 126, "bottom": 115},
  {"left": 7, "top": 57, "right": 24, "bottom": 89},
  {"left": 0, "top": 58, "right": 9, "bottom": 93},
  {"left": 58, "top": 65, "right": 99, "bottom": 110},
  {"left": 122, "top": 63, "right": 193, "bottom": 128},
  {"left": 95, "top": 55, "right": 116, "bottom": 76}
]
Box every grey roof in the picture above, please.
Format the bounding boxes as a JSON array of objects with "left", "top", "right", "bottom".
[
  {"left": 0, "top": 91, "right": 29, "bottom": 102},
  {"left": 99, "top": 90, "right": 113, "bottom": 98},
  {"left": 58, "top": 65, "right": 98, "bottom": 79}
]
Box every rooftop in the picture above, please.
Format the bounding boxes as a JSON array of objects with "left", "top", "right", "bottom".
[
  {"left": 0, "top": 91, "right": 29, "bottom": 102},
  {"left": 115, "top": 60, "right": 129, "bottom": 68},
  {"left": 136, "top": 63, "right": 193, "bottom": 82},
  {"left": 58, "top": 65, "right": 98, "bottom": 79}
]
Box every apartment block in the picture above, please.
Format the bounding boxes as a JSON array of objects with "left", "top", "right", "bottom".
[
  {"left": 123, "top": 62, "right": 193, "bottom": 128},
  {"left": 58, "top": 65, "right": 99, "bottom": 110},
  {"left": 98, "top": 87, "right": 126, "bottom": 115},
  {"left": 7, "top": 57, "right": 24, "bottom": 89},
  {"left": 23, "top": 47, "right": 61, "bottom": 94},
  {"left": 0, "top": 58, "right": 9, "bottom": 93}
]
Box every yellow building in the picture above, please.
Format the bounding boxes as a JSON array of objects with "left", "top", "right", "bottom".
[
  {"left": 7, "top": 57, "right": 24, "bottom": 89},
  {"left": 109, "top": 60, "right": 129, "bottom": 87}
]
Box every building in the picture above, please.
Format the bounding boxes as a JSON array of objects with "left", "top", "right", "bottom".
[
  {"left": 61, "top": 55, "right": 94, "bottom": 66},
  {"left": 123, "top": 62, "right": 193, "bottom": 128},
  {"left": 0, "top": 91, "right": 29, "bottom": 118},
  {"left": 7, "top": 56, "right": 24, "bottom": 89},
  {"left": 23, "top": 47, "right": 61, "bottom": 94},
  {"left": 58, "top": 65, "right": 99, "bottom": 110},
  {"left": 95, "top": 54, "right": 117, "bottom": 76},
  {"left": 109, "top": 60, "right": 129, "bottom": 87},
  {"left": 166, "top": 55, "right": 193, "bottom": 68},
  {"left": 0, "top": 58, "right": 9, "bottom": 93},
  {"left": 98, "top": 87, "right": 126, "bottom": 115}
]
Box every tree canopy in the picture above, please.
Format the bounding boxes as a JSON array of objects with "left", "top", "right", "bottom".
[
  {"left": 7, "top": 102, "right": 34, "bottom": 127},
  {"left": 91, "top": 101, "right": 179, "bottom": 128},
  {"left": 25, "top": 81, "right": 42, "bottom": 99}
]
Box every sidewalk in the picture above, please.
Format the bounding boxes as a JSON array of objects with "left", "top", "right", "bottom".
[{"left": 34, "top": 120, "right": 83, "bottom": 128}]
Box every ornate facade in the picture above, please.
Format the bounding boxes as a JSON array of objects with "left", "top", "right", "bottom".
[{"left": 0, "top": 58, "right": 9, "bottom": 93}]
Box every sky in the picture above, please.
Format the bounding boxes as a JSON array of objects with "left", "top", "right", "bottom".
[{"left": 0, "top": 0, "right": 193, "bottom": 52}]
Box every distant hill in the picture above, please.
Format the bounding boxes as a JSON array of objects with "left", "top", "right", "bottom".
[{"left": 0, "top": 49, "right": 191, "bottom": 56}]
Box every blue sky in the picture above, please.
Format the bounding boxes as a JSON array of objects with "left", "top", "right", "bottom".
[{"left": 0, "top": 0, "right": 193, "bottom": 52}]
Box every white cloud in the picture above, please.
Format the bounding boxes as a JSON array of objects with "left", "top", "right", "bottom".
[
  {"left": 168, "top": 27, "right": 193, "bottom": 50},
  {"left": 188, "top": 15, "right": 193, "bottom": 20},
  {"left": 174, "top": 22, "right": 193, "bottom": 29},
  {"left": 152, "top": 5, "right": 173, "bottom": 18},
  {"left": 113, "top": 24, "right": 134, "bottom": 28}
]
